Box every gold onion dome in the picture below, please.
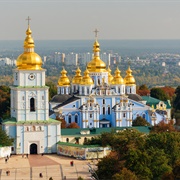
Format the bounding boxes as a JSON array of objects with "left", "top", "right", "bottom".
[
  {"left": 111, "top": 67, "right": 124, "bottom": 85},
  {"left": 16, "top": 25, "right": 42, "bottom": 70},
  {"left": 124, "top": 66, "right": 136, "bottom": 85},
  {"left": 58, "top": 67, "right": 70, "bottom": 86},
  {"left": 80, "top": 68, "right": 94, "bottom": 85},
  {"left": 87, "top": 40, "right": 106, "bottom": 72},
  {"left": 72, "top": 67, "right": 82, "bottom": 84},
  {"left": 107, "top": 66, "right": 113, "bottom": 84}
]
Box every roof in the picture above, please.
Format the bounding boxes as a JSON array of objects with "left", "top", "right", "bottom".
[
  {"left": 128, "top": 94, "right": 143, "bottom": 101},
  {"left": 141, "top": 96, "right": 171, "bottom": 109},
  {"left": 57, "top": 141, "right": 100, "bottom": 148},
  {"left": 61, "top": 126, "right": 151, "bottom": 136},
  {"left": 53, "top": 95, "right": 80, "bottom": 110},
  {"left": 50, "top": 94, "right": 72, "bottom": 103}
]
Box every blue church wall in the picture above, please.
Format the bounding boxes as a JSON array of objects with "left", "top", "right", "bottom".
[{"left": 130, "top": 100, "right": 145, "bottom": 108}]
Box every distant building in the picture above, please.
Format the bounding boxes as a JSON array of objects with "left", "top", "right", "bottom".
[{"left": 0, "top": 57, "right": 16, "bottom": 66}]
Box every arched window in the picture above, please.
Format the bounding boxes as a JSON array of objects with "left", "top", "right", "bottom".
[
  {"left": 30, "top": 98, "right": 35, "bottom": 111},
  {"left": 130, "top": 88, "right": 131, "bottom": 94},
  {"left": 98, "top": 79, "right": 100, "bottom": 85},
  {"left": 66, "top": 138, "right": 69, "bottom": 143},
  {"left": 143, "top": 114, "right": 146, "bottom": 119},
  {"left": 75, "top": 115, "right": 78, "bottom": 123},
  {"left": 103, "top": 99, "right": 105, "bottom": 104},
  {"left": 68, "top": 115, "right": 72, "bottom": 123},
  {"left": 103, "top": 107, "right": 105, "bottom": 115},
  {"left": 108, "top": 106, "right": 111, "bottom": 115},
  {"left": 84, "top": 137, "right": 87, "bottom": 143}
]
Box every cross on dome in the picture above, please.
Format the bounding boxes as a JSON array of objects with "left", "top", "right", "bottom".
[
  {"left": 94, "top": 28, "right": 99, "bottom": 39},
  {"left": 26, "top": 16, "right": 31, "bottom": 26}
]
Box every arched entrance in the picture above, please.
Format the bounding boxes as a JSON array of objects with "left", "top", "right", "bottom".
[{"left": 30, "top": 143, "right": 37, "bottom": 154}]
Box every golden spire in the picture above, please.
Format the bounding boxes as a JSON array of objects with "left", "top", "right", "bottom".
[
  {"left": 87, "top": 29, "right": 106, "bottom": 72},
  {"left": 16, "top": 17, "right": 42, "bottom": 70},
  {"left": 124, "top": 66, "right": 136, "bottom": 85},
  {"left": 80, "top": 68, "right": 94, "bottom": 85},
  {"left": 107, "top": 66, "right": 113, "bottom": 84},
  {"left": 111, "top": 67, "right": 124, "bottom": 85},
  {"left": 58, "top": 67, "right": 70, "bottom": 86},
  {"left": 72, "top": 66, "right": 82, "bottom": 84}
]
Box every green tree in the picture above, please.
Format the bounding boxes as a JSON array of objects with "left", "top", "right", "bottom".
[
  {"left": 150, "top": 120, "right": 176, "bottom": 133},
  {"left": 174, "top": 86, "right": 180, "bottom": 111},
  {"left": 0, "top": 126, "right": 13, "bottom": 146},
  {"left": 46, "top": 81, "right": 57, "bottom": 99},
  {"left": 150, "top": 88, "right": 169, "bottom": 101},
  {"left": 132, "top": 116, "right": 151, "bottom": 126},
  {"left": 96, "top": 153, "right": 121, "bottom": 180},
  {"left": 0, "top": 85, "right": 10, "bottom": 119},
  {"left": 112, "top": 168, "right": 138, "bottom": 180}
]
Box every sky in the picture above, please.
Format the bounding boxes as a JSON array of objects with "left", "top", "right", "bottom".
[{"left": 0, "top": 0, "right": 180, "bottom": 40}]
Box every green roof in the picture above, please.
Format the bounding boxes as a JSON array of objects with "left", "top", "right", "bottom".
[
  {"left": 61, "top": 126, "right": 150, "bottom": 136},
  {"left": 142, "top": 96, "right": 171, "bottom": 109},
  {"left": 57, "top": 141, "right": 100, "bottom": 148}
]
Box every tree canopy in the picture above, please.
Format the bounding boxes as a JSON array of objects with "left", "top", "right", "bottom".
[
  {"left": 0, "top": 85, "right": 10, "bottom": 119},
  {"left": 174, "top": 86, "right": 180, "bottom": 111},
  {"left": 150, "top": 87, "right": 169, "bottom": 101},
  {"left": 87, "top": 129, "right": 180, "bottom": 180},
  {"left": 132, "top": 116, "right": 151, "bottom": 126},
  {"left": 0, "top": 126, "right": 13, "bottom": 146}
]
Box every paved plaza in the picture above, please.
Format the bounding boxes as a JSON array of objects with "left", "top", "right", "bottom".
[{"left": 0, "top": 154, "right": 96, "bottom": 180}]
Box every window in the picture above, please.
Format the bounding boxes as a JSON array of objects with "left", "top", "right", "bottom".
[
  {"left": 90, "top": 114, "right": 92, "bottom": 118},
  {"left": 108, "top": 106, "right": 110, "bottom": 115},
  {"left": 98, "top": 79, "right": 100, "bottom": 84},
  {"left": 22, "top": 96, "right": 24, "bottom": 100},
  {"left": 103, "top": 99, "right": 105, "bottom": 104},
  {"left": 42, "top": 96, "right": 44, "bottom": 100},
  {"left": 66, "top": 138, "right": 69, "bottom": 143},
  {"left": 103, "top": 107, "right": 105, "bottom": 115},
  {"left": 68, "top": 115, "right": 72, "bottom": 123},
  {"left": 75, "top": 115, "right": 78, "bottom": 123},
  {"left": 143, "top": 114, "right": 146, "bottom": 119},
  {"left": 123, "top": 113, "right": 126, "bottom": 117},
  {"left": 30, "top": 98, "right": 35, "bottom": 111}
]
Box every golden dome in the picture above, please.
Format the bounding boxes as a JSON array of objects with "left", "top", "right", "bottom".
[
  {"left": 72, "top": 67, "right": 82, "bottom": 84},
  {"left": 80, "top": 68, "right": 94, "bottom": 85},
  {"left": 124, "top": 66, "right": 136, "bottom": 85},
  {"left": 107, "top": 66, "right": 113, "bottom": 84},
  {"left": 111, "top": 67, "right": 124, "bottom": 85},
  {"left": 16, "top": 25, "right": 42, "bottom": 70},
  {"left": 58, "top": 67, "right": 70, "bottom": 86},
  {"left": 87, "top": 40, "right": 107, "bottom": 72}
]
